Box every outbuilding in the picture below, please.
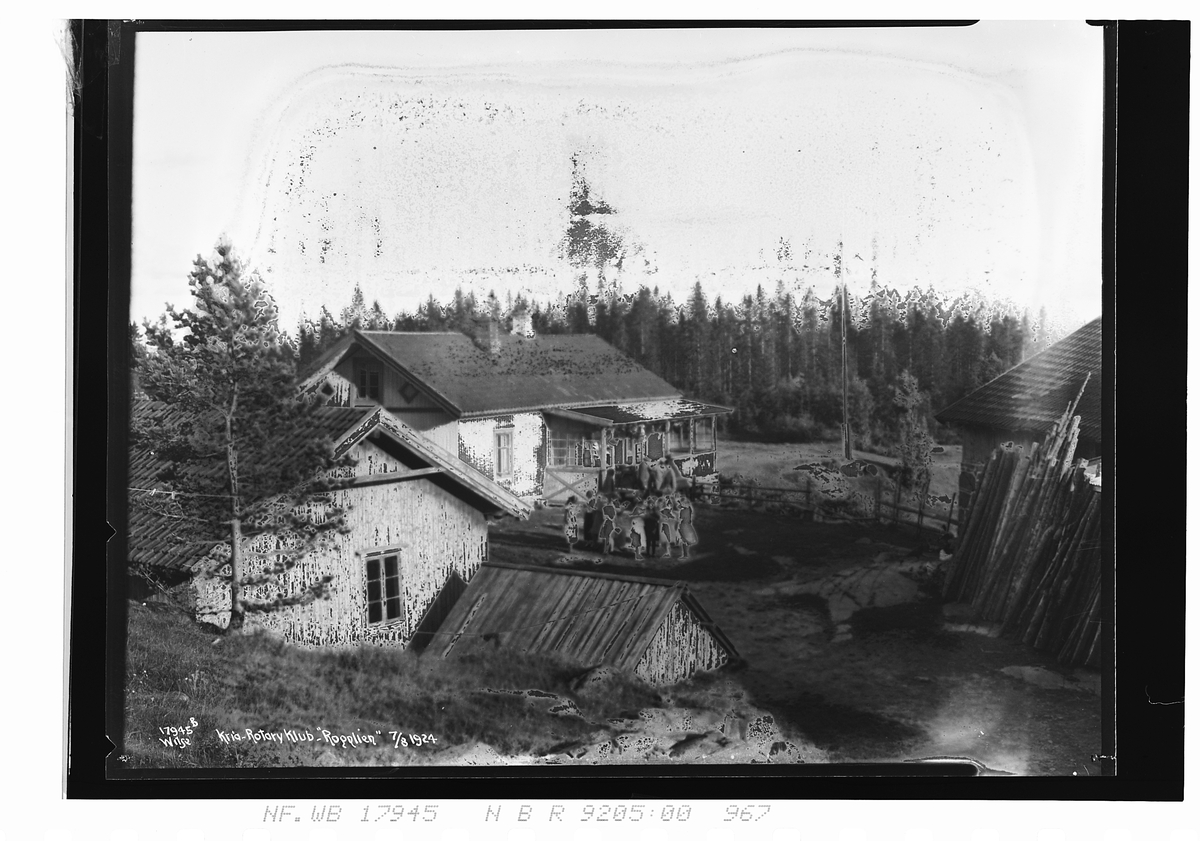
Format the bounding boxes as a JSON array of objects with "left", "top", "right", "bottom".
[
  {"left": 431, "top": 562, "right": 740, "bottom": 685},
  {"left": 935, "top": 316, "right": 1101, "bottom": 512}
]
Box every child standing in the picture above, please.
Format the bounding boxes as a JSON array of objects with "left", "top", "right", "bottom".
[
  {"left": 562, "top": 496, "right": 580, "bottom": 553},
  {"left": 644, "top": 496, "right": 661, "bottom": 558},
  {"left": 598, "top": 495, "right": 618, "bottom": 556},
  {"left": 628, "top": 503, "right": 647, "bottom": 561},
  {"left": 676, "top": 493, "right": 698, "bottom": 558},
  {"left": 658, "top": 496, "right": 680, "bottom": 559}
]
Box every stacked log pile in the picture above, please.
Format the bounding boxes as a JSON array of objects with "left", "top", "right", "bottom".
[{"left": 942, "top": 380, "right": 1103, "bottom": 667}]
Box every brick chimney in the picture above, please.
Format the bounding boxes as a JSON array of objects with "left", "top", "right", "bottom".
[
  {"left": 471, "top": 313, "right": 503, "bottom": 359},
  {"left": 487, "top": 317, "right": 501, "bottom": 357},
  {"left": 511, "top": 305, "right": 534, "bottom": 338}
]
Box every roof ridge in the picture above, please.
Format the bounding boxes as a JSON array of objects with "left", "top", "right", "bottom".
[
  {"left": 481, "top": 561, "right": 685, "bottom": 589},
  {"left": 361, "top": 330, "right": 463, "bottom": 335}
]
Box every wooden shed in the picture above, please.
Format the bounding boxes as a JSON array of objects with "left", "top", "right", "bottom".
[
  {"left": 128, "top": 401, "right": 531, "bottom": 648},
  {"left": 935, "top": 317, "right": 1102, "bottom": 513},
  {"left": 430, "top": 562, "right": 741, "bottom": 685},
  {"left": 300, "top": 328, "right": 731, "bottom": 504}
]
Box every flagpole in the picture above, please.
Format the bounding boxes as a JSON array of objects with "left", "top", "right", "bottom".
[{"left": 841, "top": 240, "right": 852, "bottom": 461}]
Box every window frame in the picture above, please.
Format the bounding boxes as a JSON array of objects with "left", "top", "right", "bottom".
[
  {"left": 546, "top": 436, "right": 601, "bottom": 468},
  {"left": 353, "top": 359, "right": 383, "bottom": 403},
  {"left": 362, "top": 545, "right": 405, "bottom": 628},
  {"left": 693, "top": 416, "right": 716, "bottom": 453},
  {"left": 669, "top": 419, "right": 692, "bottom": 453},
  {"left": 494, "top": 427, "right": 515, "bottom": 478}
]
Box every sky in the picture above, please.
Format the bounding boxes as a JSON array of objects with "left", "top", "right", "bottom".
[{"left": 131, "top": 23, "right": 1105, "bottom": 336}]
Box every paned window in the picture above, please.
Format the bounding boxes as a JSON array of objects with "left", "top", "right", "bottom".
[
  {"left": 547, "top": 437, "right": 600, "bottom": 468},
  {"left": 646, "top": 431, "right": 665, "bottom": 460},
  {"left": 693, "top": 417, "right": 715, "bottom": 452},
  {"left": 354, "top": 360, "right": 382, "bottom": 402},
  {"left": 364, "top": 549, "right": 403, "bottom": 626},
  {"left": 669, "top": 420, "right": 691, "bottom": 453},
  {"left": 495, "top": 429, "right": 514, "bottom": 477}
]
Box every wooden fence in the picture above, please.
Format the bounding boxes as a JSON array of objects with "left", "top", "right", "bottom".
[{"left": 708, "top": 473, "right": 964, "bottom": 535}]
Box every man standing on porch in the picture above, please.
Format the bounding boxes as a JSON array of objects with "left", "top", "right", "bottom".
[{"left": 637, "top": 455, "right": 654, "bottom": 499}]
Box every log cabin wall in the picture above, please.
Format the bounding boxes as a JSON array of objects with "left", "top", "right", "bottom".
[
  {"left": 457, "top": 412, "right": 544, "bottom": 497},
  {"left": 193, "top": 438, "right": 489, "bottom": 648},
  {"left": 634, "top": 601, "right": 730, "bottom": 685}
]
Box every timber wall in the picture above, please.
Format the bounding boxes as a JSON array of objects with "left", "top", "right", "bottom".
[{"left": 634, "top": 601, "right": 729, "bottom": 685}]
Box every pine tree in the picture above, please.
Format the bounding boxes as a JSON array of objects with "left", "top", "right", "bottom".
[
  {"left": 892, "top": 370, "right": 935, "bottom": 491},
  {"left": 133, "top": 238, "right": 354, "bottom": 632}
]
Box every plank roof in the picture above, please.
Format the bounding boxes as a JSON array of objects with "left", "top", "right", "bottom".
[
  {"left": 127, "top": 402, "right": 530, "bottom": 571},
  {"left": 431, "top": 562, "right": 740, "bottom": 673},
  {"left": 302, "top": 330, "right": 682, "bottom": 417},
  {"left": 935, "top": 317, "right": 1102, "bottom": 444}
]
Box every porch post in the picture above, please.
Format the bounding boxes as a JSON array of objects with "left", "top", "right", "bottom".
[{"left": 598, "top": 426, "right": 607, "bottom": 493}]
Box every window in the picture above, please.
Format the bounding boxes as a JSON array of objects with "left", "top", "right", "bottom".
[
  {"left": 364, "top": 548, "right": 404, "bottom": 626},
  {"left": 669, "top": 420, "right": 691, "bottom": 453},
  {"left": 495, "top": 429, "right": 514, "bottom": 477},
  {"left": 694, "top": 417, "right": 715, "bottom": 452},
  {"left": 614, "top": 437, "right": 634, "bottom": 465},
  {"left": 547, "top": 437, "right": 600, "bottom": 468},
  {"left": 354, "top": 360, "right": 382, "bottom": 402},
  {"left": 645, "top": 431, "right": 665, "bottom": 460}
]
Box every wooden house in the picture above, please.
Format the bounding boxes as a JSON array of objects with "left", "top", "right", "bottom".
[
  {"left": 300, "top": 328, "right": 732, "bottom": 505},
  {"left": 128, "top": 401, "right": 531, "bottom": 648},
  {"left": 935, "top": 316, "right": 1102, "bottom": 511},
  {"left": 432, "top": 562, "right": 741, "bottom": 685}
]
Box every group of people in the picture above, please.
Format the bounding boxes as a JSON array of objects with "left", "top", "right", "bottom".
[{"left": 563, "top": 489, "right": 698, "bottom": 561}]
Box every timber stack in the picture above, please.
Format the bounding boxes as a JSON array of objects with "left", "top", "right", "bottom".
[{"left": 942, "top": 379, "right": 1103, "bottom": 667}]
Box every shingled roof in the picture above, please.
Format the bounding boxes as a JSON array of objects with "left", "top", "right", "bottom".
[
  {"left": 128, "top": 401, "right": 530, "bottom": 571},
  {"left": 302, "top": 330, "right": 681, "bottom": 418},
  {"left": 935, "top": 317, "right": 1102, "bottom": 444}
]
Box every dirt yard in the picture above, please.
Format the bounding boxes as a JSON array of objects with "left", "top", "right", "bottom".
[
  {"left": 717, "top": 439, "right": 963, "bottom": 500},
  {"left": 489, "top": 495, "right": 1102, "bottom": 775}
]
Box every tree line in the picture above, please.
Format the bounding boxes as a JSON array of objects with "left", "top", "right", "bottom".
[{"left": 295, "top": 278, "right": 1050, "bottom": 451}]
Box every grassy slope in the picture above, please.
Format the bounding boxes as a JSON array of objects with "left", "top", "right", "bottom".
[{"left": 122, "top": 602, "right": 662, "bottom": 768}]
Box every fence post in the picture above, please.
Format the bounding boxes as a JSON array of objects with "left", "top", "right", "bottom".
[{"left": 874, "top": 475, "right": 882, "bottom": 523}]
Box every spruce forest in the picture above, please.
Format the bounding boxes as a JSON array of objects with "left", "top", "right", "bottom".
[{"left": 294, "top": 279, "right": 1053, "bottom": 452}]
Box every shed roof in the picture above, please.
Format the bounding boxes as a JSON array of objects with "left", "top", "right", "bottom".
[
  {"left": 935, "top": 317, "right": 1102, "bottom": 444},
  {"left": 302, "top": 330, "right": 681, "bottom": 417},
  {"left": 128, "top": 402, "right": 530, "bottom": 571},
  {"left": 431, "top": 562, "right": 739, "bottom": 673}
]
